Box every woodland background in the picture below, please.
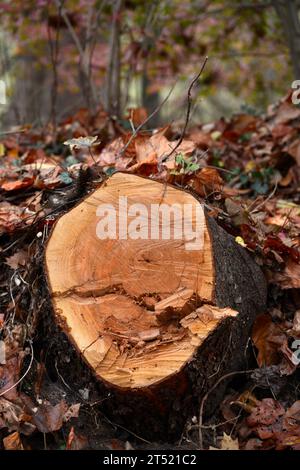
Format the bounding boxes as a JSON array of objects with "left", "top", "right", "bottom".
[
  {"left": 0, "top": 0, "right": 300, "bottom": 452},
  {"left": 0, "top": 0, "right": 299, "bottom": 130}
]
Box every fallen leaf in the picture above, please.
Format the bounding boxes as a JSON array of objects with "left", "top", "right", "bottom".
[
  {"left": 31, "top": 400, "right": 80, "bottom": 433},
  {"left": 64, "top": 135, "right": 100, "bottom": 151},
  {"left": 133, "top": 129, "right": 195, "bottom": 171},
  {"left": 63, "top": 403, "right": 80, "bottom": 422},
  {"left": 273, "top": 259, "right": 300, "bottom": 289},
  {"left": 188, "top": 128, "right": 212, "bottom": 148},
  {"left": 0, "top": 398, "right": 35, "bottom": 435},
  {"left": 287, "top": 139, "right": 300, "bottom": 166},
  {"left": 210, "top": 433, "right": 239, "bottom": 450},
  {"left": 31, "top": 401, "right": 68, "bottom": 433},
  {"left": 239, "top": 393, "right": 300, "bottom": 450},
  {"left": 271, "top": 100, "right": 300, "bottom": 126},
  {"left": 3, "top": 431, "right": 24, "bottom": 450},
  {"left": 247, "top": 398, "right": 285, "bottom": 428},
  {"left": 97, "top": 137, "right": 132, "bottom": 168},
  {"left": 292, "top": 310, "right": 300, "bottom": 334},
  {"left": 5, "top": 249, "right": 29, "bottom": 270},
  {"left": 1, "top": 177, "right": 34, "bottom": 192},
  {"left": 189, "top": 167, "right": 224, "bottom": 196},
  {"left": 0, "top": 350, "right": 24, "bottom": 401},
  {"left": 66, "top": 426, "right": 88, "bottom": 450},
  {"left": 252, "top": 314, "right": 287, "bottom": 367},
  {"left": 127, "top": 107, "right": 148, "bottom": 127}
]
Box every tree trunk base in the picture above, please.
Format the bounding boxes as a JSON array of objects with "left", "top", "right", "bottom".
[{"left": 42, "top": 174, "right": 267, "bottom": 441}]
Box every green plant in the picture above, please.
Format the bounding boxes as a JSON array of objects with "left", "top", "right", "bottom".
[{"left": 170, "top": 153, "right": 201, "bottom": 175}]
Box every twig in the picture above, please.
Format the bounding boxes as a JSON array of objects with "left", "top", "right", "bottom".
[
  {"left": 55, "top": 359, "right": 72, "bottom": 391},
  {"left": 249, "top": 182, "right": 278, "bottom": 214},
  {"left": 157, "top": 58, "right": 209, "bottom": 205},
  {"left": 54, "top": 0, "right": 84, "bottom": 56},
  {"left": 198, "top": 368, "right": 254, "bottom": 449},
  {"left": 54, "top": 0, "right": 98, "bottom": 109},
  {"left": 119, "top": 83, "right": 176, "bottom": 157},
  {"left": 189, "top": 415, "right": 239, "bottom": 430},
  {"left": 165, "top": 56, "right": 208, "bottom": 160},
  {"left": 102, "top": 413, "right": 152, "bottom": 445},
  {"left": 0, "top": 129, "right": 26, "bottom": 136}
]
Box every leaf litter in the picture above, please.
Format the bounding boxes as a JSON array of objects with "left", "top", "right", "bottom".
[{"left": 1, "top": 92, "right": 300, "bottom": 449}]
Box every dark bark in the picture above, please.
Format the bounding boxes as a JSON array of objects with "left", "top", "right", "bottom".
[{"left": 142, "top": 70, "right": 160, "bottom": 128}]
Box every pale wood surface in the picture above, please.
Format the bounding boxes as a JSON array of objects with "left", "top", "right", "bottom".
[{"left": 45, "top": 173, "right": 230, "bottom": 389}]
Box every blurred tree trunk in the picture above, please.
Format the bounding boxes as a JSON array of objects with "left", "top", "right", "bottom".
[
  {"left": 140, "top": 1, "right": 162, "bottom": 128},
  {"left": 142, "top": 67, "right": 160, "bottom": 128},
  {"left": 273, "top": 0, "right": 300, "bottom": 78},
  {"left": 105, "top": 0, "right": 122, "bottom": 118}
]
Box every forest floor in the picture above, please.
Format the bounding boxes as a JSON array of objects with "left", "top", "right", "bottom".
[{"left": 0, "top": 92, "right": 300, "bottom": 450}]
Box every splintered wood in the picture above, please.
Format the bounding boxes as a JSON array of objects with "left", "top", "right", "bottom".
[{"left": 45, "top": 173, "right": 236, "bottom": 389}]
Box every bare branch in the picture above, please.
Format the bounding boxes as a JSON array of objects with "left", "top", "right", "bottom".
[
  {"left": 165, "top": 56, "right": 208, "bottom": 160},
  {"left": 119, "top": 83, "right": 176, "bottom": 157}
]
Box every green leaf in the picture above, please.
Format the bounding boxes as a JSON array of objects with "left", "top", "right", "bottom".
[
  {"left": 60, "top": 172, "right": 73, "bottom": 185},
  {"left": 104, "top": 167, "right": 117, "bottom": 176},
  {"left": 251, "top": 180, "right": 269, "bottom": 194}
]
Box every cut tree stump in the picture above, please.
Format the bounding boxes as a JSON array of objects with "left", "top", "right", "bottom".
[{"left": 44, "top": 173, "right": 267, "bottom": 439}]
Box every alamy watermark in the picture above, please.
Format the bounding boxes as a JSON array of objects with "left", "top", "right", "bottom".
[{"left": 95, "top": 196, "right": 204, "bottom": 251}]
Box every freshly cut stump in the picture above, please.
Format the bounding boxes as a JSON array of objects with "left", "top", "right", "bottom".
[{"left": 45, "top": 173, "right": 267, "bottom": 437}]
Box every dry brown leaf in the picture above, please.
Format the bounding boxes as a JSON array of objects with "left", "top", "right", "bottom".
[
  {"left": 63, "top": 403, "right": 81, "bottom": 422},
  {"left": 252, "top": 314, "right": 286, "bottom": 367},
  {"left": 127, "top": 107, "right": 148, "bottom": 127},
  {"left": 240, "top": 396, "right": 300, "bottom": 450},
  {"left": 5, "top": 249, "right": 29, "bottom": 270},
  {"left": 232, "top": 390, "right": 261, "bottom": 413},
  {"left": 133, "top": 128, "right": 195, "bottom": 170},
  {"left": 284, "top": 401, "right": 300, "bottom": 430},
  {"left": 189, "top": 168, "right": 224, "bottom": 196},
  {"left": 273, "top": 259, "right": 300, "bottom": 289},
  {"left": 0, "top": 398, "right": 35, "bottom": 435},
  {"left": 210, "top": 433, "right": 239, "bottom": 450},
  {"left": 1, "top": 177, "right": 34, "bottom": 192},
  {"left": 30, "top": 400, "right": 80, "bottom": 434},
  {"left": 66, "top": 426, "right": 88, "bottom": 450},
  {"left": 188, "top": 128, "right": 212, "bottom": 148},
  {"left": 287, "top": 139, "right": 300, "bottom": 166},
  {"left": 31, "top": 401, "right": 68, "bottom": 433},
  {"left": 3, "top": 431, "right": 24, "bottom": 450},
  {"left": 0, "top": 351, "right": 24, "bottom": 401},
  {"left": 247, "top": 398, "right": 285, "bottom": 428},
  {"left": 0, "top": 202, "right": 29, "bottom": 234},
  {"left": 292, "top": 310, "right": 300, "bottom": 334},
  {"left": 272, "top": 100, "right": 300, "bottom": 126},
  {"left": 97, "top": 137, "right": 129, "bottom": 168},
  {"left": 225, "top": 198, "right": 250, "bottom": 226},
  {"left": 265, "top": 214, "right": 287, "bottom": 226}
]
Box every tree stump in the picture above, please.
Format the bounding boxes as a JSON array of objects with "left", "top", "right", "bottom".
[{"left": 44, "top": 173, "right": 267, "bottom": 438}]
